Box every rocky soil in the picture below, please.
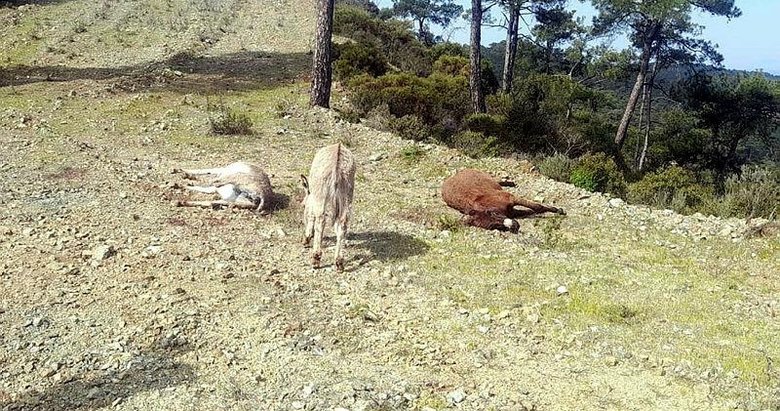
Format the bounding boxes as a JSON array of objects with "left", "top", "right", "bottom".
[{"left": 1, "top": 1, "right": 778, "bottom": 411}]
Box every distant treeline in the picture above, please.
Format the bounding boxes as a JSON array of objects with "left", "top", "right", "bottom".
[{"left": 332, "top": 0, "right": 779, "bottom": 219}]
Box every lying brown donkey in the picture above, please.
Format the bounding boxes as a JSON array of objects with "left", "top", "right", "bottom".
[{"left": 441, "top": 168, "right": 565, "bottom": 232}]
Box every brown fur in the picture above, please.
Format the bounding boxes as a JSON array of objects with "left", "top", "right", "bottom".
[{"left": 441, "top": 169, "right": 565, "bottom": 232}]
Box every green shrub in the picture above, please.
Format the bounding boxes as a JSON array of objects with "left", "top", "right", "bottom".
[
  {"left": 627, "top": 165, "right": 715, "bottom": 215},
  {"left": 334, "top": 5, "right": 431, "bottom": 74},
  {"left": 570, "top": 168, "right": 598, "bottom": 192},
  {"left": 538, "top": 153, "right": 576, "bottom": 183},
  {"left": 333, "top": 40, "right": 388, "bottom": 81},
  {"left": 209, "top": 104, "right": 253, "bottom": 135},
  {"left": 432, "top": 55, "right": 469, "bottom": 77},
  {"left": 336, "top": 0, "right": 379, "bottom": 15},
  {"left": 437, "top": 214, "right": 462, "bottom": 232},
  {"left": 347, "top": 72, "right": 469, "bottom": 139},
  {"left": 429, "top": 42, "right": 468, "bottom": 60},
  {"left": 449, "top": 131, "right": 501, "bottom": 158},
  {"left": 463, "top": 113, "right": 505, "bottom": 138},
  {"left": 386, "top": 115, "right": 433, "bottom": 141},
  {"left": 720, "top": 164, "right": 780, "bottom": 219},
  {"left": 400, "top": 144, "right": 426, "bottom": 163},
  {"left": 570, "top": 153, "right": 626, "bottom": 197}
]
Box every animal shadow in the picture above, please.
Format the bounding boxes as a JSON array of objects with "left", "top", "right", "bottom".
[
  {"left": 350, "top": 231, "right": 430, "bottom": 263},
  {"left": 0, "top": 337, "right": 194, "bottom": 411}
]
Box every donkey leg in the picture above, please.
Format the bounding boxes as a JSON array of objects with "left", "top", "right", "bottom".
[
  {"left": 176, "top": 199, "right": 230, "bottom": 208},
  {"left": 184, "top": 185, "right": 219, "bottom": 195},
  {"left": 311, "top": 214, "right": 326, "bottom": 269},
  {"left": 511, "top": 196, "right": 565, "bottom": 217},
  {"left": 333, "top": 215, "right": 349, "bottom": 272},
  {"left": 303, "top": 213, "right": 315, "bottom": 247},
  {"left": 176, "top": 199, "right": 255, "bottom": 209},
  {"left": 180, "top": 166, "right": 228, "bottom": 177}
]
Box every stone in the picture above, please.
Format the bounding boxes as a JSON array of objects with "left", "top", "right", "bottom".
[
  {"left": 369, "top": 152, "right": 386, "bottom": 162},
  {"left": 447, "top": 388, "right": 466, "bottom": 404},
  {"left": 92, "top": 244, "right": 116, "bottom": 260}
]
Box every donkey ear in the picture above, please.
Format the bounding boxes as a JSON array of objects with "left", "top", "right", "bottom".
[{"left": 299, "top": 174, "right": 309, "bottom": 194}]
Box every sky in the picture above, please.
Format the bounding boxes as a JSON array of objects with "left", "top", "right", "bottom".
[{"left": 373, "top": 0, "right": 780, "bottom": 75}]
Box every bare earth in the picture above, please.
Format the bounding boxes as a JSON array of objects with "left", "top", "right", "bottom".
[{"left": 1, "top": 1, "right": 778, "bottom": 410}]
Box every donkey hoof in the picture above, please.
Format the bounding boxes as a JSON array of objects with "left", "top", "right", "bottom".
[
  {"left": 335, "top": 259, "right": 345, "bottom": 273},
  {"left": 557, "top": 208, "right": 567, "bottom": 216}
]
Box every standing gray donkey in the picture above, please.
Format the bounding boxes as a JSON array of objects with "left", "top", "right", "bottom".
[{"left": 300, "top": 143, "right": 356, "bottom": 272}]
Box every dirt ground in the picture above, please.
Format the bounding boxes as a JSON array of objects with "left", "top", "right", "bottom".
[{"left": 1, "top": 1, "right": 779, "bottom": 410}]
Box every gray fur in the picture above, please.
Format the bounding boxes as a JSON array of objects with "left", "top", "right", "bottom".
[
  {"left": 302, "top": 143, "right": 356, "bottom": 272},
  {"left": 175, "top": 161, "right": 273, "bottom": 212}
]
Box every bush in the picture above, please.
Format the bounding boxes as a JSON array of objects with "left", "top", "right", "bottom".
[
  {"left": 429, "top": 42, "right": 468, "bottom": 60},
  {"left": 336, "top": 0, "right": 379, "bottom": 15},
  {"left": 386, "top": 115, "right": 433, "bottom": 141},
  {"left": 209, "top": 104, "right": 253, "bottom": 135},
  {"left": 334, "top": 5, "right": 431, "bottom": 74},
  {"left": 437, "top": 214, "right": 463, "bottom": 232},
  {"left": 570, "top": 153, "right": 626, "bottom": 197},
  {"left": 627, "top": 165, "right": 715, "bottom": 215},
  {"left": 400, "top": 144, "right": 426, "bottom": 163},
  {"left": 720, "top": 164, "right": 780, "bottom": 219},
  {"left": 570, "top": 168, "right": 598, "bottom": 192},
  {"left": 449, "top": 131, "right": 501, "bottom": 158},
  {"left": 538, "top": 153, "right": 576, "bottom": 183},
  {"left": 347, "top": 72, "right": 470, "bottom": 140},
  {"left": 463, "top": 113, "right": 505, "bottom": 138},
  {"left": 432, "top": 55, "right": 469, "bottom": 77},
  {"left": 333, "top": 40, "right": 388, "bottom": 81}
]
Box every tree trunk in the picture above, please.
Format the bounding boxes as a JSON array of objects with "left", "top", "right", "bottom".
[
  {"left": 614, "top": 22, "right": 660, "bottom": 151},
  {"left": 633, "top": 82, "right": 647, "bottom": 167},
  {"left": 615, "top": 48, "right": 651, "bottom": 150},
  {"left": 309, "top": 0, "right": 335, "bottom": 108},
  {"left": 501, "top": 5, "right": 519, "bottom": 94},
  {"left": 470, "top": 0, "right": 486, "bottom": 113},
  {"left": 638, "top": 62, "right": 659, "bottom": 171},
  {"left": 637, "top": 86, "right": 652, "bottom": 170}
]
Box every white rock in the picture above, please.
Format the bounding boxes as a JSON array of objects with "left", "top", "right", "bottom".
[
  {"left": 92, "top": 244, "right": 115, "bottom": 260},
  {"left": 447, "top": 388, "right": 466, "bottom": 404},
  {"left": 556, "top": 285, "right": 569, "bottom": 296},
  {"left": 369, "top": 152, "right": 386, "bottom": 162},
  {"left": 608, "top": 198, "right": 624, "bottom": 208}
]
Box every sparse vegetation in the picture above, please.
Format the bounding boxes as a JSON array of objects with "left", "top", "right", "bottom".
[
  {"left": 399, "top": 144, "right": 426, "bottom": 163},
  {"left": 208, "top": 102, "right": 253, "bottom": 135},
  {"left": 720, "top": 164, "right": 780, "bottom": 219},
  {"left": 1, "top": 1, "right": 778, "bottom": 411},
  {"left": 538, "top": 153, "right": 576, "bottom": 183},
  {"left": 436, "top": 213, "right": 462, "bottom": 232}
]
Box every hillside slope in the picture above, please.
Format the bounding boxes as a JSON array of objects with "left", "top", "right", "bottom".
[{"left": 1, "top": 2, "right": 778, "bottom": 411}]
